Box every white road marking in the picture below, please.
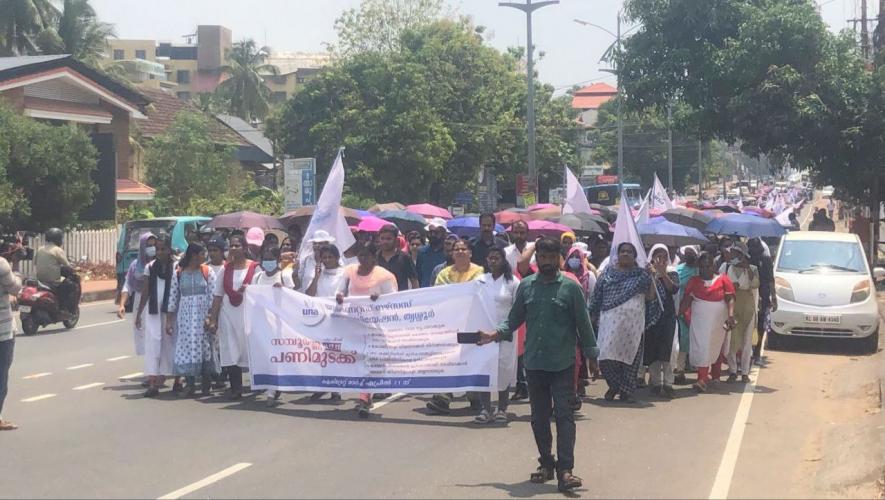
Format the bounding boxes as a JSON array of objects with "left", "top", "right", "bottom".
[
  {"left": 22, "top": 372, "right": 52, "bottom": 380},
  {"left": 119, "top": 372, "right": 143, "bottom": 380},
  {"left": 157, "top": 462, "right": 253, "bottom": 500},
  {"left": 81, "top": 300, "right": 116, "bottom": 307},
  {"left": 66, "top": 363, "right": 93, "bottom": 371},
  {"left": 75, "top": 319, "right": 124, "bottom": 330},
  {"left": 73, "top": 382, "right": 104, "bottom": 391},
  {"left": 21, "top": 393, "right": 56, "bottom": 403},
  {"left": 708, "top": 365, "right": 761, "bottom": 499},
  {"left": 106, "top": 355, "right": 130, "bottom": 362},
  {"left": 370, "top": 392, "right": 407, "bottom": 410}
]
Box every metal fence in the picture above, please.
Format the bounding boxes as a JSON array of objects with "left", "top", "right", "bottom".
[{"left": 18, "top": 228, "right": 119, "bottom": 278}]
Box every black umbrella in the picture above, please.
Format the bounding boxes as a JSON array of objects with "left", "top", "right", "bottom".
[{"left": 556, "top": 214, "right": 608, "bottom": 235}]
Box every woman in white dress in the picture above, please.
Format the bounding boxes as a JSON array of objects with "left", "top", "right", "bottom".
[
  {"left": 166, "top": 243, "right": 218, "bottom": 397},
  {"left": 475, "top": 247, "right": 520, "bottom": 424},
  {"left": 208, "top": 234, "right": 259, "bottom": 400},
  {"left": 252, "top": 244, "right": 294, "bottom": 405},
  {"left": 117, "top": 232, "right": 156, "bottom": 358},
  {"left": 305, "top": 243, "right": 347, "bottom": 402},
  {"left": 135, "top": 234, "right": 177, "bottom": 397}
]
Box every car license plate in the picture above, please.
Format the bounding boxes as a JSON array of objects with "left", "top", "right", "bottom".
[
  {"left": 805, "top": 314, "right": 840, "bottom": 324},
  {"left": 18, "top": 305, "right": 31, "bottom": 313}
]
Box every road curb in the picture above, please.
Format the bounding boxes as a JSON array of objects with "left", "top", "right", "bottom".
[{"left": 81, "top": 288, "right": 116, "bottom": 304}]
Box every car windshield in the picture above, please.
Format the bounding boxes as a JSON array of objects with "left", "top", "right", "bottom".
[
  {"left": 124, "top": 222, "right": 175, "bottom": 252},
  {"left": 777, "top": 240, "right": 866, "bottom": 274}
]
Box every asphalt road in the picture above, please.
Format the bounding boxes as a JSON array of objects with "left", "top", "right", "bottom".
[{"left": 1, "top": 297, "right": 883, "bottom": 499}]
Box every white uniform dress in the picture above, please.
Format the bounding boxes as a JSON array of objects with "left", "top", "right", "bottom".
[
  {"left": 121, "top": 279, "right": 144, "bottom": 356},
  {"left": 213, "top": 264, "right": 254, "bottom": 368},
  {"left": 252, "top": 267, "right": 295, "bottom": 288},
  {"left": 479, "top": 273, "right": 520, "bottom": 391},
  {"left": 141, "top": 262, "right": 175, "bottom": 376}
]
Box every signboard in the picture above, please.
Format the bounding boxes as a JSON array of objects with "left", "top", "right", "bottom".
[
  {"left": 516, "top": 174, "right": 537, "bottom": 209},
  {"left": 596, "top": 174, "right": 619, "bottom": 185},
  {"left": 454, "top": 192, "right": 473, "bottom": 205},
  {"left": 283, "top": 158, "right": 317, "bottom": 211},
  {"left": 548, "top": 187, "right": 564, "bottom": 205},
  {"left": 450, "top": 205, "right": 465, "bottom": 217}
]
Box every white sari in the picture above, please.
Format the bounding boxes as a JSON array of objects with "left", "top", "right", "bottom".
[{"left": 689, "top": 276, "right": 730, "bottom": 367}]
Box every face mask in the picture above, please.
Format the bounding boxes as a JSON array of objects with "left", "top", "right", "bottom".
[
  {"left": 144, "top": 246, "right": 156, "bottom": 258},
  {"left": 567, "top": 257, "right": 581, "bottom": 270},
  {"left": 261, "top": 260, "right": 277, "bottom": 272}
]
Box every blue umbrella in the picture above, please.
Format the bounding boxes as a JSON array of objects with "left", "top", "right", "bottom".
[
  {"left": 705, "top": 213, "right": 786, "bottom": 238},
  {"left": 446, "top": 216, "right": 505, "bottom": 238},
  {"left": 638, "top": 217, "right": 710, "bottom": 247}
]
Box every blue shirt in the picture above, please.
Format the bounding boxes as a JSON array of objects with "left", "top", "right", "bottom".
[{"left": 416, "top": 244, "right": 447, "bottom": 288}]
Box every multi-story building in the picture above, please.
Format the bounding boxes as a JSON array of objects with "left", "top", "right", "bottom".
[
  {"left": 105, "top": 26, "right": 328, "bottom": 105},
  {"left": 571, "top": 82, "right": 617, "bottom": 171}
]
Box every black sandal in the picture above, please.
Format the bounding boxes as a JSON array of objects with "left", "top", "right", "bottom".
[
  {"left": 604, "top": 388, "right": 618, "bottom": 401},
  {"left": 530, "top": 464, "right": 556, "bottom": 483},
  {"left": 557, "top": 470, "right": 583, "bottom": 492}
]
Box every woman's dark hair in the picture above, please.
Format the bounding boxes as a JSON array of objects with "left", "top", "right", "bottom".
[
  {"left": 228, "top": 234, "right": 245, "bottom": 248},
  {"left": 179, "top": 243, "right": 205, "bottom": 268},
  {"left": 357, "top": 242, "right": 378, "bottom": 256},
  {"left": 378, "top": 224, "right": 399, "bottom": 238},
  {"left": 535, "top": 237, "right": 561, "bottom": 255},
  {"left": 259, "top": 239, "right": 279, "bottom": 258},
  {"left": 697, "top": 251, "right": 714, "bottom": 266},
  {"left": 617, "top": 241, "right": 637, "bottom": 257},
  {"left": 261, "top": 245, "right": 281, "bottom": 260},
  {"left": 280, "top": 237, "right": 292, "bottom": 251},
  {"left": 486, "top": 247, "right": 513, "bottom": 282},
  {"left": 319, "top": 243, "right": 340, "bottom": 260}
]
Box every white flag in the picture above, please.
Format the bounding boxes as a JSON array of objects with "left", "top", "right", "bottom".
[
  {"left": 650, "top": 173, "right": 674, "bottom": 210},
  {"left": 775, "top": 206, "right": 794, "bottom": 227},
  {"left": 561, "top": 166, "right": 595, "bottom": 215},
  {"left": 634, "top": 192, "right": 650, "bottom": 224},
  {"left": 298, "top": 150, "right": 357, "bottom": 264},
  {"left": 611, "top": 191, "right": 649, "bottom": 268}
]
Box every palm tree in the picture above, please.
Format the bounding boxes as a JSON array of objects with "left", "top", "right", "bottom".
[
  {"left": 36, "top": 0, "right": 115, "bottom": 65},
  {"left": 217, "top": 39, "right": 279, "bottom": 122},
  {"left": 0, "top": 0, "right": 59, "bottom": 56}
]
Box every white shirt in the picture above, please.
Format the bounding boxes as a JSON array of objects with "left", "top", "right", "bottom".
[
  {"left": 252, "top": 267, "right": 295, "bottom": 288},
  {"left": 504, "top": 242, "right": 533, "bottom": 273},
  {"left": 312, "top": 267, "right": 347, "bottom": 298}
]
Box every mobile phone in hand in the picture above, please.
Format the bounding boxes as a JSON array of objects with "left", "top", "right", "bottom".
[{"left": 457, "top": 331, "right": 481, "bottom": 344}]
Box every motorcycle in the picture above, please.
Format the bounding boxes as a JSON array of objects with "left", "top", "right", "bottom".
[{"left": 18, "top": 266, "right": 82, "bottom": 335}]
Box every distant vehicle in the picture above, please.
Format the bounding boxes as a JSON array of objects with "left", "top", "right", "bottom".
[
  {"left": 821, "top": 186, "right": 835, "bottom": 198},
  {"left": 115, "top": 217, "right": 210, "bottom": 284},
  {"left": 769, "top": 231, "right": 884, "bottom": 353},
  {"left": 584, "top": 183, "right": 643, "bottom": 207}
]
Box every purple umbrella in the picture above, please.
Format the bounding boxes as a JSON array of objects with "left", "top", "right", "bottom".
[
  {"left": 706, "top": 213, "right": 786, "bottom": 238},
  {"left": 638, "top": 217, "right": 710, "bottom": 247},
  {"left": 207, "top": 211, "right": 285, "bottom": 230}
]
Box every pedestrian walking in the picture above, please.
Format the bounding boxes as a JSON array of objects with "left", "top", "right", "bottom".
[
  {"left": 674, "top": 246, "right": 699, "bottom": 384},
  {"left": 430, "top": 234, "right": 459, "bottom": 285},
  {"left": 478, "top": 237, "right": 598, "bottom": 493},
  {"left": 337, "top": 242, "right": 398, "bottom": 418},
  {"left": 377, "top": 224, "right": 418, "bottom": 290},
  {"left": 208, "top": 235, "right": 259, "bottom": 400},
  {"left": 644, "top": 245, "right": 680, "bottom": 399},
  {"left": 166, "top": 243, "right": 219, "bottom": 397},
  {"left": 588, "top": 242, "right": 660, "bottom": 404},
  {"left": 720, "top": 243, "right": 759, "bottom": 383},
  {"left": 0, "top": 253, "right": 22, "bottom": 430},
  {"left": 306, "top": 243, "right": 347, "bottom": 402},
  {"left": 748, "top": 238, "right": 776, "bottom": 365},
  {"left": 205, "top": 236, "right": 226, "bottom": 277},
  {"left": 135, "top": 234, "right": 178, "bottom": 397},
  {"left": 118, "top": 232, "right": 156, "bottom": 357},
  {"left": 295, "top": 230, "right": 336, "bottom": 292},
  {"left": 679, "top": 252, "right": 736, "bottom": 393},
  {"left": 252, "top": 244, "right": 294, "bottom": 405},
  {"left": 469, "top": 213, "right": 507, "bottom": 270},
  {"left": 416, "top": 219, "right": 449, "bottom": 288},
  {"left": 474, "top": 247, "right": 520, "bottom": 425}
]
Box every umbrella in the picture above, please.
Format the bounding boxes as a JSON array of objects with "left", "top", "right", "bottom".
[
  {"left": 742, "top": 206, "right": 774, "bottom": 218},
  {"left": 526, "top": 220, "right": 571, "bottom": 238},
  {"left": 207, "top": 211, "right": 285, "bottom": 231},
  {"left": 356, "top": 217, "right": 392, "bottom": 233},
  {"left": 661, "top": 207, "right": 714, "bottom": 231},
  {"left": 589, "top": 203, "right": 617, "bottom": 223},
  {"left": 705, "top": 213, "right": 787, "bottom": 238},
  {"left": 446, "top": 216, "right": 505, "bottom": 238},
  {"left": 374, "top": 210, "right": 429, "bottom": 233},
  {"left": 556, "top": 213, "right": 609, "bottom": 235},
  {"left": 528, "top": 206, "right": 563, "bottom": 221},
  {"left": 714, "top": 203, "right": 741, "bottom": 213},
  {"left": 527, "top": 203, "right": 557, "bottom": 211},
  {"left": 279, "top": 206, "right": 363, "bottom": 230},
  {"left": 495, "top": 210, "right": 532, "bottom": 225},
  {"left": 406, "top": 203, "right": 452, "bottom": 220},
  {"left": 368, "top": 202, "right": 406, "bottom": 213},
  {"left": 638, "top": 217, "right": 710, "bottom": 247}
]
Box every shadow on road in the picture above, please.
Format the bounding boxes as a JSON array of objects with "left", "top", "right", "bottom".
[
  {"left": 768, "top": 335, "right": 878, "bottom": 357},
  {"left": 455, "top": 480, "right": 582, "bottom": 498}
]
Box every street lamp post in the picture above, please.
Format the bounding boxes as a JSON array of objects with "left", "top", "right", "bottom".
[{"left": 500, "top": 0, "right": 559, "bottom": 200}]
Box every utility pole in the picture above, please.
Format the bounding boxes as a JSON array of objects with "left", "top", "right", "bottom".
[
  {"left": 697, "top": 140, "right": 703, "bottom": 201},
  {"left": 615, "top": 14, "right": 624, "bottom": 193},
  {"left": 862, "top": 0, "right": 872, "bottom": 60},
  {"left": 500, "top": 0, "right": 559, "bottom": 200},
  {"left": 667, "top": 104, "right": 673, "bottom": 193}
]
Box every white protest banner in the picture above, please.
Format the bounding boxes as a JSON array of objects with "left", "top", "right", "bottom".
[
  {"left": 561, "top": 166, "right": 594, "bottom": 215},
  {"left": 298, "top": 150, "right": 356, "bottom": 265},
  {"left": 244, "top": 282, "right": 499, "bottom": 393}
]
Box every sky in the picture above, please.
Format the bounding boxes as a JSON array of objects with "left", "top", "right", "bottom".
[{"left": 91, "top": 0, "right": 875, "bottom": 94}]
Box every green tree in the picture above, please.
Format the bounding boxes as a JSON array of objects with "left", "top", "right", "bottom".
[
  {"left": 216, "top": 39, "right": 278, "bottom": 122},
  {"left": 144, "top": 111, "right": 280, "bottom": 216},
  {"left": 0, "top": 0, "right": 58, "bottom": 56},
  {"left": 0, "top": 102, "right": 98, "bottom": 229},
  {"left": 332, "top": 0, "right": 448, "bottom": 55},
  {"left": 35, "top": 0, "right": 115, "bottom": 65}
]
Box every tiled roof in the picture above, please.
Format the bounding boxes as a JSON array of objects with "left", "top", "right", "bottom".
[
  {"left": 116, "top": 178, "right": 155, "bottom": 195},
  {"left": 135, "top": 87, "right": 245, "bottom": 146},
  {"left": 572, "top": 82, "right": 617, "bottom": 110}
]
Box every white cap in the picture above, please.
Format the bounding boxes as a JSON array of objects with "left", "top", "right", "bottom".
[
  {"left": 307, "top": 229, "right": 335, "bottom": 244},
  {"left": 424, "top": 217, "right": 448, "bottom": 231}
]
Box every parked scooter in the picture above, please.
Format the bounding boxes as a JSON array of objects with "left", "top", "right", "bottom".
[{"left": 18, "top": 265, "right": 82, "bottom": 335}]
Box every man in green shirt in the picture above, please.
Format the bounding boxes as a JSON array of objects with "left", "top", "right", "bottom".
[{"left": 479, "top": 237, "right": 598, "bottom": 493}]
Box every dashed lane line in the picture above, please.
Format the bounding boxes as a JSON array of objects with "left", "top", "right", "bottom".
[
  {"left": 371, "top": 392, "right": 407, "bottom": 410},
  {"left": 66, "top": 363, "right": 93, "bottom": 370},
  {"left": 119, "top": 372, "right": 143, "bottom": 380},
  {"left": 73, "top": 382, "right": 105, "bottom": 391},
  {"left": 106, "top": 355, "right": 130, "bottom": 362},
  {"left": 21, "top": 393, "right": 56, "bottom": 403},
  {"left": 157, "top": 463, "right": 253, "bottom": 500},
  {"left": 22, "top": 372, "right": 51, "bottom": 380}
]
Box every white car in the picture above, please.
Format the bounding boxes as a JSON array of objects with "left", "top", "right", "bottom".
[
  {"left": 821, "top": 185, "right": 835, "bottom": 198},
  {"left": 769, "top": 231, "right": 883, "bottom": 353}
]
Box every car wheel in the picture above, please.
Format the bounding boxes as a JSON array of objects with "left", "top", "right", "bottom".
[
  {"left": 766, "top": 329, "right": 783, "bottom": 351},
  {"left": 20, "top": 313, "right": 38, "bottom": 336},
  {"left": 861, "top": 329, "right": 879, "bottom": 354}
]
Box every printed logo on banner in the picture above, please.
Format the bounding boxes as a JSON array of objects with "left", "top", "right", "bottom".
[{"left": 299, "top": 299, "right": 326, "bottom": 326}]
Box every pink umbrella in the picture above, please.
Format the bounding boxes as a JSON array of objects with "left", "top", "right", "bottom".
[
  {"left": 406, "top": 203, "right": 452, "bottom": 220},
  {"left": 526, "top": 220, "right": 571, "bottom": 238},
  {"left": 495, "top": 210, "right": 532, "bottom": 224},
  {"left": 356, "top": 217, "right": 391, "bottom": 232},
  {"left": 527, "top": 203, "right": 557, "bottom": 211}
]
